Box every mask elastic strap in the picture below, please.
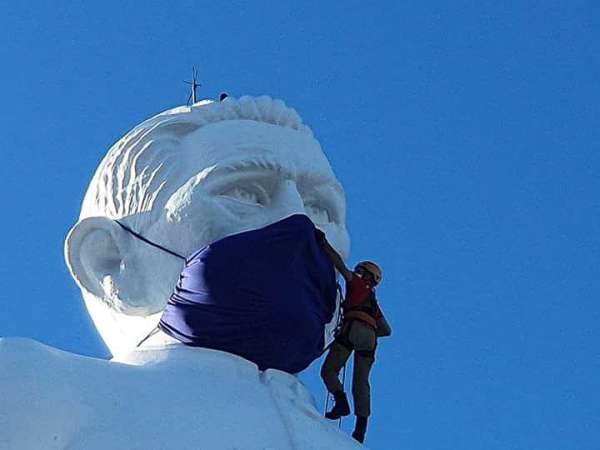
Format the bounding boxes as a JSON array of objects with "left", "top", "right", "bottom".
[{"left": 115, "top": 220, "right": 187, "bottom": 262}]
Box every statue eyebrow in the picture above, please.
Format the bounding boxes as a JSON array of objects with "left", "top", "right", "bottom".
[
  {"left": 219, "top": 156, "right": 296, "bottom": 178},
  {"left": 213, "top": 156, "right": 343, "bottom": 191}
]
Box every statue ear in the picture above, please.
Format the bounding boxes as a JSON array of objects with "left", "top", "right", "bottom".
[{"left": 65, "top": 217, "right": 132, "bottom": 309}]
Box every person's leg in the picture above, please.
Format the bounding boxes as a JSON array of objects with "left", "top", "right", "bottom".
[
  {"left": 321, "top": 341, "right": 353, "bottom": 419},
  {"left": 352, "top": 415, "right": 369, "bottom": 443},
  {"left": 321, "top": 342, "right": 352, "bottom": 394},
  {"left": 352, "top": 350, "right": 375, "bottom": 417},
  {"left": 348, "top": 322, "right": 377, "bottom": 442}
]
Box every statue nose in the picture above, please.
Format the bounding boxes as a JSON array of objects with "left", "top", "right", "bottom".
[{"left": 271, "top": 179, "right": 305, "bottom": 216}]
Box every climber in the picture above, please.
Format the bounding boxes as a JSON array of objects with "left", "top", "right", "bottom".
[{"left": 315, "top": 230, "right": 392, "bottom": 444}]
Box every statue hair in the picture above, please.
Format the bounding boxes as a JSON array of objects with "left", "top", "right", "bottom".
[{"left": 80, "top": 96, "right": 313, "bottom": 227}]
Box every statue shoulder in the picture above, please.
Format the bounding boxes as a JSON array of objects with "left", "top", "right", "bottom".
[
  {"left": 0, "top": 336, "right": 68, "bottom": 407},
  {"left": 0, "top": 336, "right": 54, "bottom": 375},
  {"left": 0, "top": 338, "right": 84, "bottom": 448}
]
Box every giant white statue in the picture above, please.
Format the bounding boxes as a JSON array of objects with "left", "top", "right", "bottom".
[{"left": 0, "top": 96, "right": 364, "bottom": 449}]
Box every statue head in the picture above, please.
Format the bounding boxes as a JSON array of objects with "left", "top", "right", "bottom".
[{"left": 65, "top": 96, "right": 350, "bottom": 357}]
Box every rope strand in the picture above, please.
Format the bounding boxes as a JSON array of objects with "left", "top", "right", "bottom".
[
  {"left": 338, "top": 363, "right": 347, "bottom": 429},
  {"left": 323, "top": 283, "right": 347, "bottom": 422}
]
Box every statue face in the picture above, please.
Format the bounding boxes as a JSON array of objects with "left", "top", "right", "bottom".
[
  {"left": 67, "top": 115, "right": 349, "bottom": 356},
  {"left": 152, "top": 120, "right": 349, "bottom": 261}
]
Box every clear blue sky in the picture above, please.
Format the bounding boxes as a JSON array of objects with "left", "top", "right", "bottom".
[{"left": 1, "top": 2, "right": 598, "bottom": 449}]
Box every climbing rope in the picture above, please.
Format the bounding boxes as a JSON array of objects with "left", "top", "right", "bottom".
[
  {"left": 135, "top": 325, "right": 161, "bottom": 348},
  {"left": 338, "top": 363, "right": 347, "bottom": 429},
  {"left": 323, "top": 283, "right": 349, "bottom": 428},
  {"left": 322, "top": 357, "right": 349, "bottom": 430}
]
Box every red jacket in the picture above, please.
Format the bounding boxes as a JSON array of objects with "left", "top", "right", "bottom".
[{"left": 343, "top": 275, "right": 383, "bottom": 327}]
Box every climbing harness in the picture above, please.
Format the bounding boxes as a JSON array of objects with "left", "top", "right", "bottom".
[{"left": 343, "top": 292, "right": 380, "bottom": 330}]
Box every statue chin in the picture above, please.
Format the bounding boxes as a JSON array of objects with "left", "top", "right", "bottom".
[{"left": 81, "top": 290, "right": 162, "bottom": 357}]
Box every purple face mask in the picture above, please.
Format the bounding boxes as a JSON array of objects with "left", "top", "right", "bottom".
[{"left": 118, "top": 214, "right": 337, "bottom": 373}]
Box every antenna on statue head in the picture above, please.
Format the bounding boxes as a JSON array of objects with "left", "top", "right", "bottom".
[{"left": 184, "top": 66, "right": 202, "bottom": 105}]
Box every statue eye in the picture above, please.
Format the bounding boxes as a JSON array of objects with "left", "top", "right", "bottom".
[
  {"left": 220, "top": 184, "right": 268, "bottom": 206},
  {"left": 305, "top": 203, "right": 332, "bottom": 224}
]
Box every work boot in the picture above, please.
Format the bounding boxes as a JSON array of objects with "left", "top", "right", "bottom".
[
  {"left": 325, "top": 391, "right": 350, "bottom": 420},
  {"left": 352, "top": 416, "right": 368, "bottom": 443}
]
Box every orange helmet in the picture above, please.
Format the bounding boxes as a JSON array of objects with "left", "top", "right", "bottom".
[{"left": 355, "top": 261, "right": 382, "bottom": 285}]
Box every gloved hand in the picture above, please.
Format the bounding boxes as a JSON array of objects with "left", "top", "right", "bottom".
[{"left": 314, "top": 228, "right": 327, "bottom": 245}]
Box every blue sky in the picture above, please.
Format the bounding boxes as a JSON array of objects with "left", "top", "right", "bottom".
[{"left": 1, "top": 2, "right": 599, "bottom": 449}]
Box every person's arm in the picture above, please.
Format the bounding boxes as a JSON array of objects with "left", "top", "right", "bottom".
[{"left": 315, "top": 229, "right": 353, "bottom": 282}]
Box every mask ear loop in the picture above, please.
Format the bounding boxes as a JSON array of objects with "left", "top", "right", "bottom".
[
  {"left": 114, "top": 220, "right": 187, "bottom": 262},
  {"left": 114, "top": 220, "right": 188, "bottom": 349}
]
